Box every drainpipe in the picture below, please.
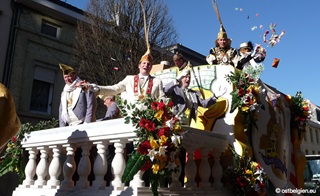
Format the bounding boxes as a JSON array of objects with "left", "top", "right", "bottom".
[{"left": 2, "top": 0, "right": 20, "bottom": 86}]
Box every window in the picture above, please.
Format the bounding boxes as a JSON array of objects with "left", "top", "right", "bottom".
[
  {"left": 316, "top": 109, "right": 320, "bottom": 122},
  {"left": 316, "top": 129, "right": 320, "bottom": 144},
  {"left": 30, "top": 66, "right": 55, "bottom": 114},
  {"left": 310, "top": 128, "right": 314, "bottom": 143},
  {"left": 41, "top": 20, "right": 60, "bottom": 38}
]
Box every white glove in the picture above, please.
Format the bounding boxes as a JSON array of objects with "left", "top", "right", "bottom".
[
  {"left": 214, "top": 86, "right": 227, "bottom": 98},
  {"left": 206, "top": 54, "right": 216, "bottom": 65},
  {"left": 251, "top": 44, "right": 261, "bottom": 57},
  {"left": 88, "top": 83, "right": 100, "bottom": 92}
]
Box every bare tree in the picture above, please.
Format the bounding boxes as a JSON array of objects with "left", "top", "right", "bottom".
[{"left": 72, "top": 0, "right": 178, "bottom": 85}]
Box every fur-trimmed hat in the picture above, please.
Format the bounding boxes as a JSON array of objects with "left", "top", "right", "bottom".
[
  {"left": 59, "top": 63, "right": 75, "bottom": 75},
  {"left": 176, "top": 68, "right": 191, "bottom": 81},
  {"left": 239, "top": 41, "right": 254, "bottom": 50}
]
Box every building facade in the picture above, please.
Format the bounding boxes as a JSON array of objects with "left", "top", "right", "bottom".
[{"left": 1, "top": 0, "right": 85, "bottom": 124}]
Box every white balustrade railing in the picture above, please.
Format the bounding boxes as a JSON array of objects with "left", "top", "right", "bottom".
[{"left": 13, "top": 118, "right": 231, "bottom": 196}]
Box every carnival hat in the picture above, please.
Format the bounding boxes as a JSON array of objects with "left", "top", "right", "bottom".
[
  {"left": 139, "top": 48, "right": 153, "bottom": 64},
  {"left": 59, "top": 63, "right": 75, "bottom": 75},
  {"left": 176, "top": 68, "right": 191, "bottom": 81},
  {"left": 215, "top": 24, "right": 232, "bottom": 47}
]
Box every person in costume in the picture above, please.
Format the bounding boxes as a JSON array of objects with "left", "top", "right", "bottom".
[
  {"left": 234, "top": 41, "right": 266, "bottom": 70},
  {"left": 0, "top": 83, "right": 21, "bottom": 152},
  {"left": 173, "top": 52, "right": 191, "bottom": 71},
  {"left": 206, "top": 0, "right": 237, "bottom": 66},
  {"left": 206, "top": 25, "right": 237, "bottom": 66},
  {"left": 86, "top": 49, "right": 165, "bottom": 104},
  {"left": 58, "top": 63, "right": 97, "bottom": 127},
  {"left": 163, "top": 68, "right": 226, "bottom": 125}
]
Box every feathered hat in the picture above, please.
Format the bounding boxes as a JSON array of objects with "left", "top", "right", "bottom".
[
  {"left": 212, "top": 0, "right": 232, "bottom": 47},
  {"left": 139, "top": 0, "right": 154, "bottom": 64},
  {"left": 59, "top": 63, "right": 75, "bottom": 75}
]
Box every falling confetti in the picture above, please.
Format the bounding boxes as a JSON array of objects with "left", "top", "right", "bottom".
[
  {"left": 251, "top": 26, "right": 258, "bottom": 31},
  {"left": 259, "top": 25, "right": 263, "bottom": 29},
  {"left": 114, "top": 67, "right": 119, "bottom": 70},
  {"left": 255, "top": 13, "right": 259, "bottom": 17},
  {"left": 263, "top": 28, "right": 285, "bottom": 47}
]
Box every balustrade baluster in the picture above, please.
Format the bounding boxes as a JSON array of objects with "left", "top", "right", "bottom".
[
  {"left": 111, "top": 140, "right": 126, "bottom": 190},
  {"left": 212, "top": 149, "right": 224, "bottom": 189},
  {"left": 92, "top": 141, "right": 108, "bottom": 189},
  {"left": 198, "top": 148, "right": 211, "bottom": 189},
  {"left": 46, "top": 145, "right": 62, "bottom": 188},
  {"left": 21, "top": 147, "right": 38, "bottom": 187},
  {"left": 184, "top": 146, "right": 197, "bottom": 189},
  {"left": 34, "top": 146, "right": 49, "bottom": 187},
  {"left": 76, "top": 142, "right": 92, "bottom": 189},
  {"left": 60, "top": 145, "right": 76, "bottom": 190}
]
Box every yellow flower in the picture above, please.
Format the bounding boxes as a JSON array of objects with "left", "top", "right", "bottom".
[
  {"left": 245, "top": 169, "right": 252, "bottom": 175},
  {"left": 149, "top": 137, "right": 159, "bottom": 150},
  {"left": 159, "top": 135, "right": 168, "bottom": 145},
  {"left": 174, "top": 124, "right": 182, "bottom": 131},
  {"left": 241, "top": 106, "right": 249, "bottom": 112},
  {"left": 152, "top": 164, "right": 160, "bottom": 174},
  {"left": 251, "top": 161, "right": 259, "bottom": 168},
  {"left": 154, "top": 110, "right": 164, "bottom": 121}
]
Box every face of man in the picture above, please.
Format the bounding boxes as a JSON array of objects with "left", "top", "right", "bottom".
[
  {"left": 217, "top": 38, "right": 228, "bottom": 48},
  {"left": 181, "top": 74, "right": 191, "bottom": 88},
  {"left": 103, "top": 97, "right": 112, "bottom": 107},
  {"left": 138, "top": 60, "right": 152, "bottom": 76},
  {"left": 174, "top": 58, "right": 184, "bottom": 68},
  {"left": 63, "top": 72, "right": 77, "bottom": 85}
]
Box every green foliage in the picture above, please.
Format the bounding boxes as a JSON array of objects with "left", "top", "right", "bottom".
[
  {"left": 225, "top": 68, "right": 264, "bottom": 132},
  {"left": 121, "top": 151, "right": 147, "bottom": 183},
  {"left": 0, "top": 119, "right": 58, "bottom": 183}
]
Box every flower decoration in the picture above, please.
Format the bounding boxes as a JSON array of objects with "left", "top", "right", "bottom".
[
  {"left": 222, "top": 145, "right": 268, "bottom": 196},
  {"left": 0, "top": 119, "right": 58, "bottom": 183},
  {"left": 119, "top": 96, "right": 184, "bottom": 196},
  {"left": 225, "top": 68, "right": 264, "bottom": 131},
  {"left": 288, "top": 91, "right": 311, "bottom": 139}
]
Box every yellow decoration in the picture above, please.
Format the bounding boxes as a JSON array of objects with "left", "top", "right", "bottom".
[
  {"left": 154, "top": 110, "right": 164, "bottom": 121},
  {"left": 152, "top": 164, "right": 160, "bottom": 174}
]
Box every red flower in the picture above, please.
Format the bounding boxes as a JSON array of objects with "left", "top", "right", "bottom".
[
  {"left": 238, "top": 88, "right": 245, "bottom": 96},
  {"left": 12, "top": 136, "right": 17, "bottom": 143},
  {"left": 139, "top": 118, "right": 147, "bottom": 128},
  {"left": 145, "top": 120, "right": 156, "bottom": 132},
  {"left": 141, "top": 159, "right": 152, "bottom": 171},
  {"left": 138, "top": 141, "right": 151, "bottom": 155},
  {"left": 236, "top": 176, "right": 248, "bottom": 187},
  {"left": 158, "top": 127, "right": 171, "bottom": 137},
  {"left": 151, "top": 102, "right": 159, "bottom": 110},
  {"left": 157, "top": 102, "right": 166, "bottom": 111},
  {"left": 167, "top": 101, "right": 174, "bottom": 108}
]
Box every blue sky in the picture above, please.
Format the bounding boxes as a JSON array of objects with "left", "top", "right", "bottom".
[{"left": 66, "top": 0, "right": 320, "bottom": 106}]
